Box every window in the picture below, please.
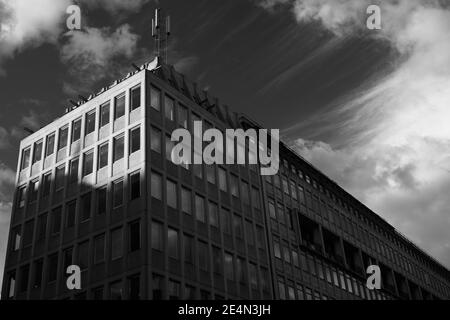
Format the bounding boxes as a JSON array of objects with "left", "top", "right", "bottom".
[
  {"left": 113, "top": 180, "right": 124, "bottom": 208},
  {"left": 113, "top": 135, "right": 124, "bottom": 162},
  {"left": 220, "top": 208, "right": 231, "bottom": 234},
  {"left": 94, "top": 234, "right": 105, "bottom": 264},
  {"left": 17, "top": 186, "right": 26, "bottom": 208},
  {"left": 274, "top": 241, "right": 281, "bottom": 259},
  {"left": 32, "top": 141, "right": 43, "bottom": 164},
  {"left": 21, "top": 147, "right": 31, "bottom": 170},
  {"left": 152, "top": 274, "right": 163, "bottom": 300},
  {"left": 218, "top": 168, "right": 227, "bottom": 192},
  {"left": 181, "top": 188, "right": 191, "bottom": 215},
  {"left": 81, "top": 192, "right": 91, "bottom": 221},
  {"left": 213, "top": 247, "right": 223, "bottom": 275},
  {"left": 184, "top": 285, "right": 196, "bottom": 300},
  {"left": 129, "top": 127, "right": 140, "bottom": 153},
  {"left": 33, "top": 260, "right": 43, "bottom": 289},
  {"left": 129, "top": 275, "right": 140, "bottom": 300},
  {"left": 42, "top": 173, "right": 51, "bottom": 197},
  {"left": 195, "top": 195, "right": 205, "bottom": 223},
  {"left": 151, "top": 171, "right": 162, "bottom": 200},
  {"left": 47, "top": 254, "right": 58, "bottom": 283},
  {"left": 111, "top": 228, "right": 123, "bottom": 260},
  {"left": 252, "top": 187, "right": 260, "bottom": 209},
  {"left": 55, "top": 166, "right": 66, "bottom": 191},
  {"left": 114, "top": 93, "right": 125, "bottom": 119},
  {"left": 165, "top": 95, "right": 175, "bottom": 121},
  {"left": 51, "top": 207, "right": 62, "bottom": 234},
  {"left": 246, "top": 221, "right": 255, "bottom": 246},
  {"left": 230, "top": 175, "right": 239, "bottom": 197},
  {"left": 236, "top": 257, "right": 246, "bottom": 284},
  {"left": 184, "top": 234, "right": 194, "bottom": 264},
  {"left": 98, "top": 143, "right": 108, "bottom": 169},
  {"left": 278, "top": 278, "right": 286, "bottom": 300},
  {"left": 65, "top": 200, "right": 76, "bottom": 228},
  {"left": 168, "top": 228, "right": 179, "bottom": 259},
  {"left": 198, "top": 241, "right": 209, "bottom": 271},
  {"left": 69, "top": 158, "right": 79, "bottom": 184},
  {"left": 268, "top": 200, "right": 276, "bottom": 219},
  {"left": 166, "top": 180, "right": 177, "bottom": 209},
  {"left": 110, "top": 281, "right": 123, "bottom": 300},
  {"left": 97, "top": 187, "right": 107, "bottom": 215},
  {"left": 82, "top": 150, "right": 94, "bottom": 176},
  {"left": 283, "top": 246, "right": 291, "bottom": 263},
  {"left": 150, "top": 86, "right": 161, "bottom": 111},
  {"left": 28, "top": 179, "right": 39, "bottom": 203},
  {"left": 151, "top": 221, "right": 163, "bottom": 251},
  {"left": 71, "top": 119, "right": 81, "bottom": 142},
  {"left": 85, "top": 110, "right": 96, "bottom": 135},
  {"left": 130, "top": 86, "right": 141, "bottom": 111},
  {"left": 92, "top": 287, "right": 104, "bottom": 300},
  {"left": 45, "top": 133, "right": 55, "bottom": 157},
  {"left": 233, "top": 214, "right": 243, "bottom": 239},
  {"left": 130, "top": 172, "right": 140, "bottom": 200},
  {"left": 100, "top": 102, "right": 110, "bottom": 127},
  {"left": 224, "top": 253, "right": 234, "bottom": 281},
  {"left": 129, "top": 220, "right": 141, "bottom": 252},
  {"left": 209, "top": 202, "right": 219, "bottom": 228},
  {"left": 165, "top": 135, "right": 174, "bottom": 161},
  {"left": 150, "top": 126, "right": 161, "bottom": 153},
  {"left": 256, "top": 226, "right": 265, "bottom": 249},
  {"left": 78, "top": 241, "right": 89, "bottom": 270},
  {"left": 178, "top": 105, "right": 188, "bottom": 128},
  {"left": 169, "top": 280, "right": 180, "bottom": 300},
  {"left": 12, "top": 227, "right": 21, "bottom": 251},
  {"left": 206, "top": 166, "right": 216, "bottom": 184},
  {"left": 58, "top": 126, "right": 69, "bottom": 150},
  {"left": 7, "top": 273, "right": 16, "bottom": 298},
  {"left": 36, "top": 214, "right": 47, "bottom": 240},
  {"left": 242, "top": 182, "right": 250, "bottom": 205}
]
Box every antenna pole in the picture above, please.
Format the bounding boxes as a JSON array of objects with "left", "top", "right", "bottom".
[{"left": 152, "top": 8, "right": 171, "bottom": 64}]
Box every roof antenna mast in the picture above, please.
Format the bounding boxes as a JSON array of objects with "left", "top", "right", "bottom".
[{"left": 152, "top": 8, "right": 171, "bottom": 64}]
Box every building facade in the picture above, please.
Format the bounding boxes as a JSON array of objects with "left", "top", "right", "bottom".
[{"left": 2, "top": 57, "right": 450, "bottom": 300}]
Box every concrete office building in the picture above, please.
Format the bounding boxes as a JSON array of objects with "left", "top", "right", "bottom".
[{"left": 2, "top": 56, "right": 450, "bottom": 300}]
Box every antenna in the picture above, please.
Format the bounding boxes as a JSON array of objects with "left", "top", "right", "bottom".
[{"left": 152, "top": 8, "right": 171, "bottom": 63}]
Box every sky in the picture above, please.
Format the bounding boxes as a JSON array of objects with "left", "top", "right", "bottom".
[{"left": 0, "top": 0, "right": 450, "bottom": 290}]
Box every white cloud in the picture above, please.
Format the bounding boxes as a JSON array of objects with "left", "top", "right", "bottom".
[
  {"left": 0, "top": 0, "right": 71, "bottom": 73},
  {"left": 263, "top": 0, "right": 450, "bottom": 267},
  {"left": 80, "top": 0, "right": 152, "bottom": 14}
]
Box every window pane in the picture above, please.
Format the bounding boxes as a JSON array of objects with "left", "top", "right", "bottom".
[
  {"left": 151, "top": 222, "right": 163, "bottom": 251},
  {"left": 65, "top": 200, "right": 76, "bottom": 228},
  {"left": 51, "top": 207, "right": 62, "bottom": 234},
  {"left": 83, "top": 151, "right": 94, "bottom": 176},
  {"left": 225, "top": 253, "right": 234, "bottom": 281},
  {"left": 184, "top": 234, "right": 194, "bottom": 264},
  {"left": 151, "top": 172, "right": 162, "bottom": 200},
  {"left": 165, "top": 95, "right": 175, "bottom": 121},
  {"left": 130, "top": 127, "right": 140, "bottom": 154},
  {"left": 98, "top": 143, "right": 108, "bottom": 169},
  {"left": 131, "top": 86, "right": 141, "bottom": 111},
  {"left": 37, "top": 214, "right": 47, "bottom": 240},
  {"left": 178, "top": 105, "right": 188, "bottom": 128},
  {"left": 94, "top": 234, "right": 105, "bottom": 264},
  {"left": 113, "top": 180, "right": 124, "bottom": 208},
  {"left": 81, "top": 193, "right": 91, "bottom": 221},
  {"left": 69, "top": 158, "right": 79, "bottom": 184},
  {"left": 97, "top": 187, "right": 107, "bottom": 215},
  {"left": 218, "top": 168, "right": 227, "bottom": 192},
  {"left": 47, "top": 254, "right": 58, "bottom": 283},
  {"left": 130, "top": 172, "right": 140, "bottom": 200},
  {"left": 151, "top": 86, "right": 161, "bottom": 111},
  {"left": 113, "top": 135, "right": 124, "bottom": 162},
  {"left": 209, "top": 202, "right": 219, "bottom": 228},
  {"left": 45, "top": 134, "right": 55, "bottom": 157},
  {"left": 111, "top": 228, "right": 123, "bottom": 260},
  {"left": 55, "top": 166, "right": 65, "bottom": 190},
  {"left": 168, "top": 228, "right": 179, "bottom": 259},
  {"left": 129, "top": 221, "right": 141, "bottom": 252},
  {"left": 32, "top": 141, "right": 43, "bottom": 163},
  {"left": 58, "top": 127, "right": 68, "bottom": 150},
  {"left": 85, "top": 111, "right": 96, "bottom": 135},
  {"left": 21, "top": 148, "right": 31, "bottom": 170},
  {"left": 150, "top": 127, "right": 162, "bottom": 153},
  {"left": 166, "top": 180, "right": 177, "bottom": 209},
  {"left": 78, "top": 241, "right": 89, "bottom": 270},
  {"left": 195, "top": 195, "right": 205, "bottom": 222},
  {"left": 71, "top": 119, "right": 81, "bottom": 142},
  {"left": 114, "top": 94, "right": 125, "bottom": 119},
  {"left": 100, "top": 102, "right": 110, "bottom": 127},
  {"left": 181, "top": 188, "right": 191, "bottom": 215}
]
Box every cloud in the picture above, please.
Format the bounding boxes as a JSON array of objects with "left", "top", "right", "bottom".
[
  {"left": 80, "top": 0, "right": 152, "bottom": 14},
  {"left": 60, "top": 24, "right": 140, "bottom": 92},
  {"left": 0, "top": 0, "right": 71, "bottom": 73},
  {"left": 263, "top": 0, "right": 450, "bottom": 268}
]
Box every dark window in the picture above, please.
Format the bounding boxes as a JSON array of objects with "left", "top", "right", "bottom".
[
  {"left": 152, "top": 274, "right": 163, "bottom": 300},
  {"left": 71, "top": 119, "right": 81, "bottom": 142},
  {"left": 150, "top": 126, "right": 161, "bottom": 153},
  {"left": 17, "top": 186, "right": 26, "bottom": 208},
  {"left": 32, "top": 141, "right": 43, "bottom": 164},
  {"left": 100, "top": 102, "right": 110, "bottom": 127},
  {"left": 129, "top": 275, "right": 140, "bottom": 300},
  {"left": 32, "top": 260, "right": 43, "bottom": 289},
  {"left": 129, "top": 220, "right": 141, "bottom": 252},
  {"left": 150, "top": 86, "right": 161, "bottom": 111},
  {"left": 42, "top": 173, "right": 51, "bottom": 198},
  {"left": 168, "top": 280, "right": 180, "bottom": 300},
  {"left": 165, "top": 135, "right": 174, "bottom": 161},
  {"left": 168, "top": 228, "right": 179, "bottom": 259},
  {"left": 51, "top": 207, "right": 62, "bottom": 234},
  {"left": 181, "top": 188, "right": 191, "bottom": 215},
  {"left": 151, "top": 221, "right": 163, "bottom": 251},
  {"left": 85, "top": 110, "right": 96, "bottom": 135},
  {"left": 36, "top": 214, "right": 47, "bottom": 240},
  {"left": 12, "top": 227, "right": 21, "bottom": 251},
  {"left": 218, "top": 168, "right": 227, "bottom": 192},
  {"left": 21, "top": 148, "right": 31, "bottom": 170},
  {"left": 233, "top": 214, "right": 243, "bottom": 239},
  {"left": 63, "top": 247, "right": 73, "bottom": 270},
  {"left": 98, "top": 143, "right": 108, "bottom": 169},
  {"left": 130, "top": 127, "right": 140, "bottom": 153},
  {"left": 131, "top": 86, "right": 141, "bottom": 111},
  {"left": 110, "top": 281, "right": 123, "bottom": 300},
  {"left": 65, "top": 200, "right": 76, "bottom": 228},
  {"left": 252, "top": 187, "right": 260, "bottom": 209},
  {"left": 166, "top": 179, "right": 177, "bottom": 208},
  {"left": 45, "top": 133, "right": 55, "bottom": 157},
  {"left": 220, "top": 208, "right": 231, "bottom": 234},
  {"left": 83, "top": 151, "right": 94, "bottom": 176},
  {"left": 206, "top": 166, "right": 216, "bottom": 184},
  {"left": 230, "top": 175, "right": 239, "bottom": 197},
  {"left": 114, "top": 94, "right": 125, "bottom": 120},
  {"left": 47, "top": 254, "right": 58, "bottom": 283},
  {"left": 113, "top": 180, "right": 124, "bottom": 208},
  {"left": 246, "top": 221, "right": 255, "bottom": 246},
  {"left": 224, "top": 253, "right": 234, "bottom": 281},
  {"left": 165, "top": 95, "right": 175, "bottom": 121},
  {"left": 111, "top": 228, "right": 123, "bottom": 260},
  {"left": 195, "top": 194, "right": 205, "bottom": 223},
  {"left": 209, "top": 202, "right": 219, "bottom": 228},
  {"left": 28, "top": 179, "right": 39, "bottom": 203},
  {"left": 178, "top": 105, "right": 188, "bottom": 128},
  {"left": 55, "top": 165, "right": 65, "bottom": 190},
  {"left": 151, "top": 171, "right": 162, "bottom": 200},
  {"left": 23, "top": 220, "right": 34, "bottom": 247},
  {"left": 113, "top": 135, "right": 124, "bottom": 162},
  {"left": 7, "top": 273, "right": 16, "bottom": 298},
  {"left": 94, "top": 234, "right": 105, "bottom": 264},
  {"left": 130, "top": 172, "right": 140, "bottom": 200},
  {"left": 213, "top": 247, "right": 223, "bottom": 275},
  {"left": 58, "top": 126, "right": 69, "bottom": 150},
  {"left": 78, "top": 241, "right": 89, "bottom": 270},
  {"left": 92, "top": 287, "right": 104, "bottom": 300},
  {"left": 69, "top": 158, "right": 79, "bottom": 184},
  {"left": 198, "top": 241, "right": 209, "bottom": 271},
  {"left": 184, "top": 234, "right": 194, "bottom": 264},
  {"left": 19, "top": 265, "right": 30, "bottom": 292},
  {"left": 97, "top": 187, "right": 107, "bottom": 215}
]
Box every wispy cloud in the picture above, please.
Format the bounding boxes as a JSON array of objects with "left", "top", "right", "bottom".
[{"left": 262, "top": 0, "right": 450, "bottom": 267}]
